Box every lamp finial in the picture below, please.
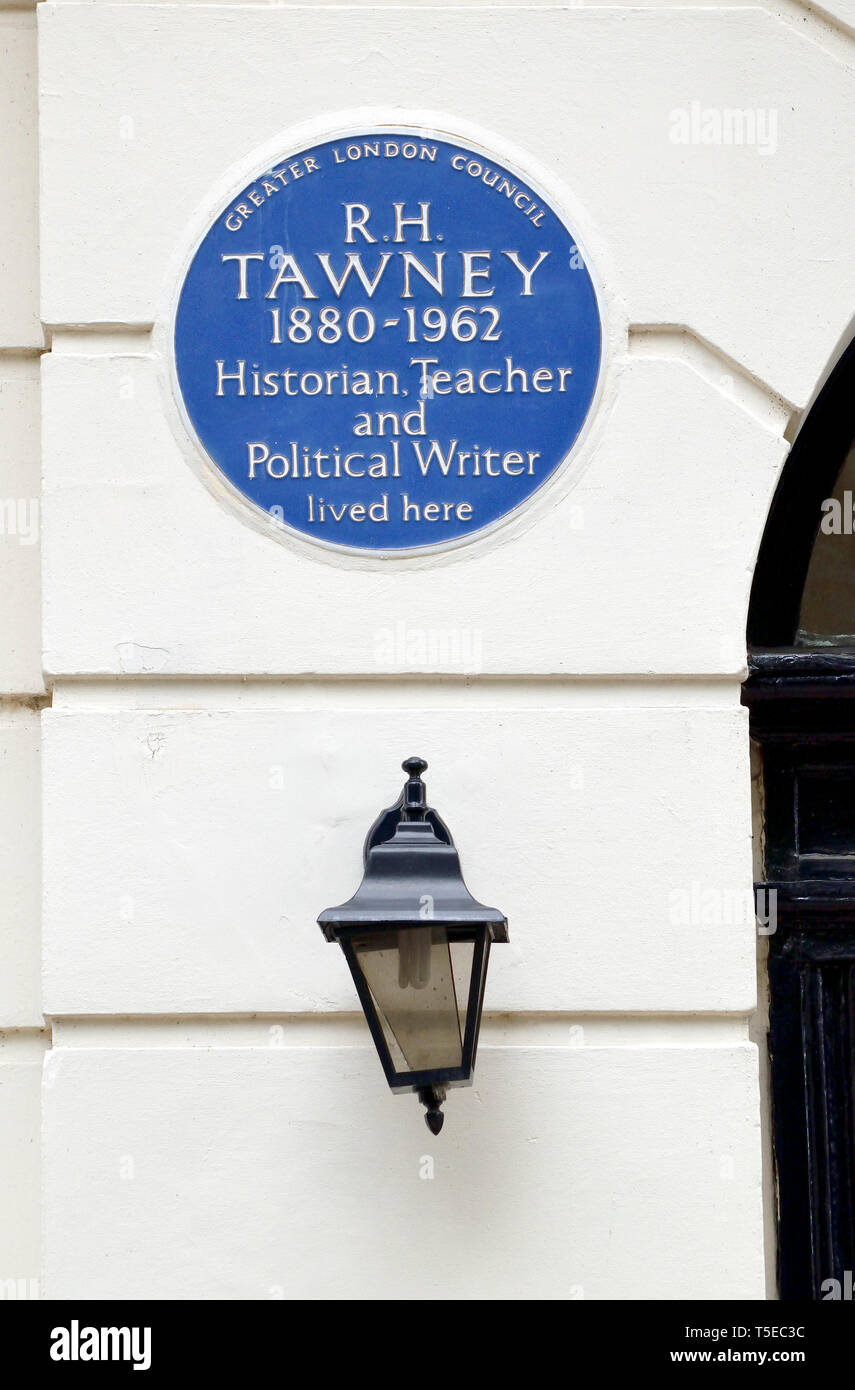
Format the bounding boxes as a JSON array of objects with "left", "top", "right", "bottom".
[
  {"left": 418, "top": 1085, "right": 446, "bottom": 1135},
  {"left": 401, "top": 757, "right": 428, "bottom": 821}
]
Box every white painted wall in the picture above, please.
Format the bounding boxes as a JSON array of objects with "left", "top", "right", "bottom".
[
  {"left": 0, "top": 0, "right": 43, "bottom": 1302},
  {"left": 1, "top": 0, "right": 853, "bottom": 1301},
  {"left": 42, "top": 698, "right": 756, "bottom": 1014},
  {"left": 43, "top": 1036, "right": 763, "bottom": 1300}
]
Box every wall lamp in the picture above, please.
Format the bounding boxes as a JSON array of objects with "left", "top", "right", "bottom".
[{"left": 318, "top": 757, "right": 508, "bottom": 1134}]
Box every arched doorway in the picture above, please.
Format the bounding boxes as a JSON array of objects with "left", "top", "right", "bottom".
[{"left": 745, "top": 336, "right": 855, "bottom": 1299}]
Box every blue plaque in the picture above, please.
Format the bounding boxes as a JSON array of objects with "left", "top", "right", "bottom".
[{"left": 172, "top": 130, "right": 603, "bottom": 554}]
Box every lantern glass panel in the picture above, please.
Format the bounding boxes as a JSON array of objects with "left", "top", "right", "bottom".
[{"left": 351, "top": 927, "right": 475, "bottom": 1074}]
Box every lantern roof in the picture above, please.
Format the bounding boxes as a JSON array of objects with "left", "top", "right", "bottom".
[{"left": 318, "top": 757, "right": 508, "bottom": 941}]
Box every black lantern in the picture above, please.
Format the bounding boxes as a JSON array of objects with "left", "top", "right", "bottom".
[{"left": 318, "top": 757, "right": 508, "bottom": 1133}]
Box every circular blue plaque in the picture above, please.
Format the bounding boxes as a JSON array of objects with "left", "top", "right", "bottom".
[{"left": 173, "top": 130, "right": 603, "bottom": 554}]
